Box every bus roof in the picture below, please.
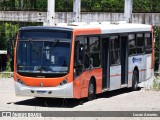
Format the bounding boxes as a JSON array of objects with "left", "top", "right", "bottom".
[
  {"left": 19, "top": 26, "right": 73, "bottom": 31},
  {"left": 20, "top": 23, "right": 152, "bottom": 35},
  {"left": 65, "top": 23, "right": 152, "bottom": 34}
]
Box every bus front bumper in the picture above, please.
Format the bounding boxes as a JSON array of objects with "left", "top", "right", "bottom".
[{"left": 14, "top": 81, "right": 73, "bottom": 98}]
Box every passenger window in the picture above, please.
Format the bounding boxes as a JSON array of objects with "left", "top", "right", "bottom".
[
  {"left": 74, "top": 36, "right": 89, "bottom": 76},
  {"left": 145, "top": 33, "right": 152, "bottom": 54},
  {"left": 136, "top": 34, "right": 144, "bottom": 54},
  {"left": 129, "top": 34, "right": 136, "bottom": 47},
  {"left": 89, "top": 37, "right": 100, "bottom": 67},
  {"left": 137, "top": 34, "right": 144, "bottom": 46},
  {"left": 129, "top": 34, "right": 136, "bottom": 55},
  {"left": 110, "top": 36, "right": 120, "bottom": 65}
]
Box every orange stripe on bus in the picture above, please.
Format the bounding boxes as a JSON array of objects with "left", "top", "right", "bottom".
[
  {"left": 140, "top": 69, "right": 146, "bottom": 72},
  {"left": 110, "top": 74, "right": 121, "bottom": 77},
  {"left": 14, "top": 34, "right": 19, "bottom": 80},
  {"left": 74, "top": 28, "right": 101, "bottom": 36},
  {"left": 110, "top": 69, "right": 147, "bottom": 77}
]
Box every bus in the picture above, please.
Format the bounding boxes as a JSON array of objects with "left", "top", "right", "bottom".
[{"left": 13, "top": 22, "right": 154, "bottom": 100}]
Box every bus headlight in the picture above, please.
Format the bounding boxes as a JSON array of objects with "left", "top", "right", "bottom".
[
  {"left": 17, "top": 79, "right": 26, "bottom": 85},
  {"left": 59, "top": 79, "right": 68, "bottom": 86}
]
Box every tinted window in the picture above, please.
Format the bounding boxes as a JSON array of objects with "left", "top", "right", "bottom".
[
  {"left": 110, "top": 36, "right": 120, "bottom": 50},
  {"left": 129, "top": 34, "right": 136, "bottom": 55},
  {"left": 137, "top": 34, "right": 144, "bottom": 47},
  {"left": 90, "top": 37, "right": 100, "bottom": 52},
  {"left": 129, "top": 34, "right": 136, "bottom": 48},
  {"left": 19, "top": 30, "right": 72, "bottom": 39},
  {"left": 110, "top": 36, "right": 120, "bottom": 65},
  {"left": 89, "top": 37, "right": 100, "bottom": 67},
  {"left": 145, "top": 33, "right": 152, "bottom": 54},
  {"left": 136, "top": 33, "right": 144, "bottom": 54},
  {"left": 17, "top": 41, "right": 71, "bottom": 74},
  {"left": 74, "top": 36, "right": 89, "bottom": 77},
  {"left": 110, "top": 50, "right": 120, "bottom": 65}
]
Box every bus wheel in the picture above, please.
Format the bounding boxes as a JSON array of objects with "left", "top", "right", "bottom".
[
  {"left": 87, "top": 80, "right": 96, "bottom": 101},
  {"left": 131, "top": 71, "right": 138, "bottom": 91}
]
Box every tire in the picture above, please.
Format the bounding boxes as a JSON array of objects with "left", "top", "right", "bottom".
[
  {"left": 131, "top": 71, "right": 138, "bottom": 91},
  {"left": 87, "top": 80, "right": 96, "bottom": 101}
]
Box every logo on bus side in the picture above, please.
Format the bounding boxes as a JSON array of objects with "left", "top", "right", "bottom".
[{"left": 132, "top": 57, "right": 142, "bottom": 63}]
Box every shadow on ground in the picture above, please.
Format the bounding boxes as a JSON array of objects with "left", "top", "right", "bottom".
[{"left": 13, "top": 88, "right": 141, "bottom": 108}]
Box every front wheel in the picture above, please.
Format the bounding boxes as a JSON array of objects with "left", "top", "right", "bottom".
[
  {"left": 87, "top": 80, "right": 96, "bottom": 101},
  {"left": 131, "top": 71, "right": 138, "bottom": 91}
]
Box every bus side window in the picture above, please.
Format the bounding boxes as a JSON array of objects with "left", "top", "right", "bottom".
[
  {"left": 145, "top": 33, "right": 152, "bottom": 54},
  {"left": 110, "top": 36, "right": 120, "bottom": 65},
  {"left": 89, "top": 37, "right": 100, "bottom": 67},
  {"left": 136, "top": 33, "right": 144, "bottom": 54},
  {"left": 128, "top": 34, "right": 136, "bottom": 56},
  {"left": 74, "top": 37, "right": 89, "bottom": 76}
]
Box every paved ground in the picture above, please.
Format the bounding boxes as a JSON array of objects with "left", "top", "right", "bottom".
[{"left": 0, "top": 78, "right": 160, "bottom": 120}]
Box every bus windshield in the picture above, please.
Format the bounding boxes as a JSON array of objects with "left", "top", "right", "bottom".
[{"left": 17, "top": 30, "right": 72, "bottom": 75}]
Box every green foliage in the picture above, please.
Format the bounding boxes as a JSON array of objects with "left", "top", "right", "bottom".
[
  {"left": 0, "top": 73, "right": 12, "bottom": 78},
  {"left": 55, "top": 0, "right": 73, "bottom": 12},
  {"left": 133, "top": 0, "right": 160, "bottom": 12},
  {"left": 81, "top": 0, "right": 124, "bottom": 12},
  {"left": 153, "top": 76, "right": 160, "bottom": 90},
  {"left": 5, "top": 58, "right": 11, "bottom": 72},
  {"left": 0, "top": 0, "right": 160, "bottom": 12},
  {"left": 35, "top": 0, "right": 47, "bottom": 11},
  {"left": 154, "top": 27, "right": 160, "bottom": 64},
  {"left": 0, "top": 22, "right": 42, "bottom": 72}
]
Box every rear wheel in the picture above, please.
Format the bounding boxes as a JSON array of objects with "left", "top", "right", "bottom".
[
  {"left": 87, "top": 80, "right": 96, "bottom": 101},
  {"left": 131, "top": 71, "right": 138, "bottom": 91}
]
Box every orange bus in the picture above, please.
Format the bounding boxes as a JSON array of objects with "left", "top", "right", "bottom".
[{"left": 13, "top": 22, "right": 154, "bottom": 100}]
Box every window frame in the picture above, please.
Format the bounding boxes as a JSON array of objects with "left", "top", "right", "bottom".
[
  {"left": 109, "top": 35, "right": 121, "bottom": 66},
  {"left": 128, "top": 31, "right": 152, "bottom": 56},
  {"left": 89, "top": 36, "right": 101, "bottom": 68}
]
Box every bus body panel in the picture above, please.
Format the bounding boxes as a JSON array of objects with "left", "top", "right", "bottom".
[
  {"left": 109, "top": 65, "right": 121, "bottom": 90},
  {"left": 72, "top": 29, "right": 102, "bottom": 99},
  {"left": 14, "top": 81, "right": 73, "bottom": 98},
  {"left": 73, "top": 68, "right": 102, "bottom": 99},
  {"left": 15, "top": 73, "right": 70, "bottom": 87},
  {"left": 144, "top": 54, "right": 152, "bottom": 80}
]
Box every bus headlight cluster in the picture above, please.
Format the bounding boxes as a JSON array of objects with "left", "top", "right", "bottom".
[
  {"left": 17, "top": 79, "right": 25, "bottom": 85},
  {"left": 59, "top": 79, "right": 68, "bottom": 86}
]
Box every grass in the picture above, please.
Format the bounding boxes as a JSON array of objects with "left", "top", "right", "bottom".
[
  {"left": 0, "top": 72, "right": 13, "bottom": 78},
  {"left": 152, "top": 74, "right": 160, "bottom": 90}
]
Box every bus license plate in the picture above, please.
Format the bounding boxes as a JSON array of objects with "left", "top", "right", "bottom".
[{"left": 37, "top": 90, "right": 46, "bottom": 94}]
